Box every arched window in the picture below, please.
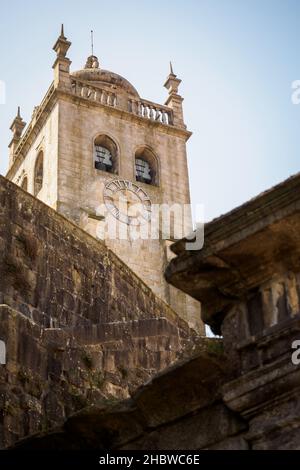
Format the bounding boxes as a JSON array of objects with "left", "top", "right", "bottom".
[
  {"left": 135, "top": 159, "right": 152, "bottom": 183},
  {"left": 34, "top": 151, "right": 43, "bottom": 196},
  {"left": 135, "top": 147, "right": 158, "bottom": 185},
  {"left": 20, "top": 176, "right": 28, "bottom": 191},
  {"left": 94, "top": 135, "right": 118, "bottom": 173}
]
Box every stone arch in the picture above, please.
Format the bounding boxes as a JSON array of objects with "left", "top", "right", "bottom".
[
  {"left": 34, "top": 151, "right": 44, "bottom": 196},
  {"left": 21, "top": 175, "right": 28, "bottom": 191},
  {"left": 93, "top": 134, "right": 119, "bottom": 174},
  {"left": 134, "top": 145, "right": 159, "bottom": 186}
]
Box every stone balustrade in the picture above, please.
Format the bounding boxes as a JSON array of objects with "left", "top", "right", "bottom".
[
  {"left": 128, "top": 98, "right": 173, "bottom": 125},
  {"left": 71, "top": 79, "right": 117, "bottom": 107},
  {"left": 70, "top": 79, "right": 174, "bottom": 126}
]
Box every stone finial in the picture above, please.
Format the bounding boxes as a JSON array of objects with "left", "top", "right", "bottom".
[
  {"left": 60, "top": 23, "right": 65, "bottom": 39},
  {"left": 169, "top": 61, "right": 174, "bottom": 75},
  {"left": 53, "top": 24, "right": 71, "bottom": 59},
  {"left": 8, "top": 107, "right": 26, "bottom": 166},
  {"left": 85, "top": 55, "right": 100, "bottom": 69},
  {"left": 164, "top": 62, "right": 182, "bottom": 95},
  {"left": 9, "top": 106, "right": 26, "bottom": 138},
  {"left": 52, "top": 25, "right": 72, "bottom": 89},
  {"left": 164, "top": 63, "right": 185, "bottom": 128}
]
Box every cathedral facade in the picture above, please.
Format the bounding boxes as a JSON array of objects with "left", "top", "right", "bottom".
[{"left": 6, "top": 26, "right": 202, "bottom": 332}]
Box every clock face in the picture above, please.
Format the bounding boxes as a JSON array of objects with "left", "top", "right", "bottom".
[{"left": 103, "top": 179, "right": 152, "bottom": 225}]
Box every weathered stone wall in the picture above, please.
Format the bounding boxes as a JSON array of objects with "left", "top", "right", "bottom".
[
  {"left": 12, "top": 344, "right": 249, "bottom": 450},
  {"left": 165, "top": 172, "right": 300, "bottom": 450},
  {"left": 13, "top": 301, "right": 300, "bottom": 450},
  {"left": 221, "top": 273, "right": 300, "bottom": 450},
  {"left": 0, "top": 176, "right": 195, "bottom": 448},
  {"left": 221, "top": 272, "right": 300, "bottom": 376},
  {"left": 0, "top": 175, "right": 189, "bottom": 331},
  {"left": 10, "top": 173, "right": 300, "bottom": 451}
]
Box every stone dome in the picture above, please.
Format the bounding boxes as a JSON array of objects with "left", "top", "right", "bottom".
[{"left": 72, "top": 55, "right": 139, "bottom": 98}]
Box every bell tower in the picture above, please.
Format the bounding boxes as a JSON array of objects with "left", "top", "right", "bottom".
[{"left": 6, "top": 26, "right": 203, "bottom": 333}]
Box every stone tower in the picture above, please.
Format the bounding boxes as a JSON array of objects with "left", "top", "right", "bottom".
[{"left": 6, "top": 26, "right": 203, "bottom": 332}]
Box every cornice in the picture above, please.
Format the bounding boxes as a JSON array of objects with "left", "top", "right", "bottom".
[
  {"left": 6, "top": 84, "right": 192, "bottom": 179},
  {"left": 56, "top": 88, "right": 192, "bottom": 140}
]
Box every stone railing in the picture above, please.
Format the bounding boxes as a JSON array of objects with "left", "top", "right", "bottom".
[
  {"left": 128, "top": 98, "right": 173, "bottom": 125},
  {"left": 70, "top": 79, "right": 174, "bottom": 126},
  {"left": 71, "top": 79, "right": 117, "bottom": 107}
]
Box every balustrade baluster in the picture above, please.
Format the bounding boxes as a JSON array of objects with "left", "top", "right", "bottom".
[
  {"left": 149, "top": 106, "right": 155, "bottom": 120},
  {"left": 71, "top": 80, "right": 173, "bottom": 124},
  {"left": 143, "top": 104, "right": 148, "bottom": 118},
  {"left": 101, "top": 90, "right": 107, "bottom": 105},
  {"left": 154, "top": 108, "right": 160, "bottom": 121}
]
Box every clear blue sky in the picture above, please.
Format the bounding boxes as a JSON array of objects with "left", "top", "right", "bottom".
[{"left": 1, "top": 0, "right": 300, "bottom": 221}]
